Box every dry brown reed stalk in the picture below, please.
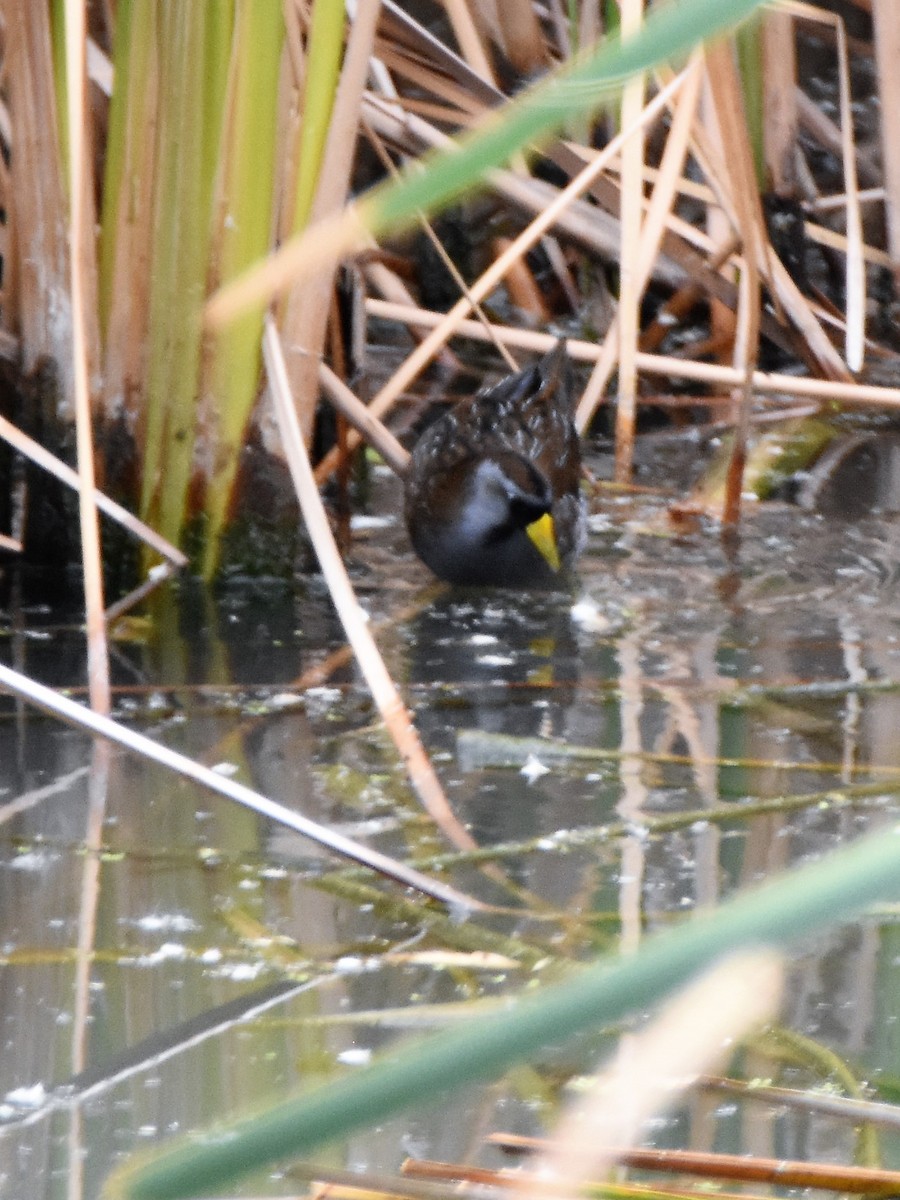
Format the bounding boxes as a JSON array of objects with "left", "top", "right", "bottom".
[
  {"left": 762, "top": 10, "right": 799, "bottom": 194},
  {"left": 403, "top": 1165, "right": 776, "bottom": 1200},
  {"left": 483, "top": 0, "right": 549, "bottom": 74},
  {"left": 487, "top": 1137, "right": 900, "bottom": 1195},
  {"left": 806, "top": 220, "right": 893, "bottom": 269},
  {"left": 2, "top": 5, "right": 70, "bottom": 382},
  {"left": 704, "top": 41, "right": 764, "bottom": 527},
  {"left": 491, "top": 236, "right": 549, "bottom": 328},
  {"left": 312, "top": 69, "right": 691, "bottom": 486},
  {"left": 263, "top": 318, "right": 478, "bottom": 856},
  {"left": 63, "top": 0, "right": 110, "bottom": 715},
  {"left": 366, "top": 298, "right": 900, "bottom": 411},
  {"left": 96, "top": 5, "right": 158, "bottom": 431},
  {"left": 873, "top": 0, "right": 900, "bottom": 268},
  {"left": 370, "top": 47, "right": 487, "bottom": 120},
  {"left": 576, "top": 56, "right": 703, "bottom": 431},
  {"left": 442, "top": 0, "right": 497, "bottom": 84},
  {"left": 615, "top": 0, "right": 646, "bottom": 482}
]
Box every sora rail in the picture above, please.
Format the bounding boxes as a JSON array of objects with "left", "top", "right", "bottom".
[{"left": 403, "top": 341, "right": 585, "bottom": 587}]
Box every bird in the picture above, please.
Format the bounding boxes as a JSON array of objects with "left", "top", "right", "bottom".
[{"left": 403, "top": 340, "right": 585, "bottom": 587}]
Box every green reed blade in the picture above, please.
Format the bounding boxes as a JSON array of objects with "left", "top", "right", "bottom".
[{"left": 111, "top": 820, "right": 900, "bottom": 1199}]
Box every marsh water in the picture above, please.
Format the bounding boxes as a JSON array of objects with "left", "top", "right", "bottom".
[{"left": 4, "top": 433, "right": 900, "bottom": 1198}]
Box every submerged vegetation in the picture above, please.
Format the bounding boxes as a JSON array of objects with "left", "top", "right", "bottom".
[{"left": 4, "top": 2, "right": 900, "bottom": 1199}]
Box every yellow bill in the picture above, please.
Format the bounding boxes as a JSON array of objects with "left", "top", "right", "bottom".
[{"left": 526, "top": 512, "right": 561, "bottom": 572}]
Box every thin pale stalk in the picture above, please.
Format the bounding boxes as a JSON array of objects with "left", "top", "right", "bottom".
[
  {"left": 362, "top": 261, "right": 462, "bottom": 369},
  {"left": 104, "top": 564, "right": 182, "bottom": 625},
  {"left": 64, "top": 0, "right": 109, "bottom": 712},
  {"left": 365, "top": 299, "right": 900, "bottom": 409},
  {"left": 813, "top": 187, "right": 885, "bottom": 212},
  {"left": 70, "top": 742, "right": 109, "bottom": 1107},
  {"left": 61, "top": 24, "right": 109, "bottom": 1199},
  {"left": 263, "top": 319, "right": 476, "bottom": 855},
  {"left": 0, "top": 660, "right": 478, "bottom": 910},
  {"left": 615, "top": 0, "right": 645, "bottom": 482},
  {"left": 832, "top": 7, "right": 865, "bottom": 370},
  {"left": 806, "top": 221, "right": 892, "bottom": 268},
  {"left": 0, "top": 767, "right": 91, "bottom": 829}
]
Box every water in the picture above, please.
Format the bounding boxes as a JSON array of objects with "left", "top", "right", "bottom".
[{"left": 3, "top": 459, "right": 900, "bottom": 1197}]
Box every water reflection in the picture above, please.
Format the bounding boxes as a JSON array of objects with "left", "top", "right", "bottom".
[{"left": 3, "top": 489, "right": 900, "bottom": 1196}]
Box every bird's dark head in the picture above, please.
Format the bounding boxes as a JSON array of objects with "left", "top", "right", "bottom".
[{"left": 408, "top": 451, "right": 561, "bottom": 586}]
